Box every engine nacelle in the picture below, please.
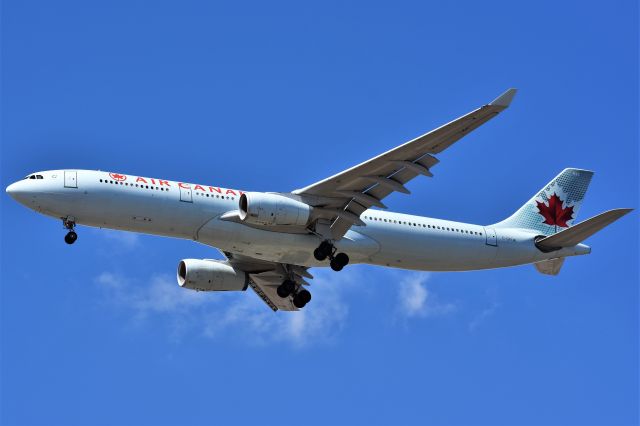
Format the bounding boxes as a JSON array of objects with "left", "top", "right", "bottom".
[
  {"left": 177, "top": 259, "right": 248, "bottom": 291},
  {"left": 238, "top": 192, "right": 311, "bottom": 226}
]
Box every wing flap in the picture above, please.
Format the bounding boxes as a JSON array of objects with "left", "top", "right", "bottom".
[{"left": 249, "top": 273, "right": 298, "bottom": 311}]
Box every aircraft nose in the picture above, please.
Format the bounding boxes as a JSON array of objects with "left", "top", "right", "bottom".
[
  {"left": 6, "top": 180, "right": 29, "bottom": 202},
  {"left": 6, "top": 182, "right": 19, "bottom": 197}
]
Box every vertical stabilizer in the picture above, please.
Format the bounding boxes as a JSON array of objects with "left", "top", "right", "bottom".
[{"left": 494, "top": 168, "right": 594, "bottom": 235}]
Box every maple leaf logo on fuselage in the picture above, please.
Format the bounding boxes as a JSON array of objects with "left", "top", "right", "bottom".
[
  {"left": 536, "top": 193, "right": 574, "bottom": 228},
  {"left": 109, "top": 172, "right": 127, "bottom": 182}
]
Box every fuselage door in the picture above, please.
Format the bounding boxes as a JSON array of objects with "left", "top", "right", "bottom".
[
  {"left": 64, "top": 171, "right": 78, "bottom": 188},
  {"left": 484, "top": 227, "right": 497, "bottom": 246},
  {"left": 179, "top": 185, "right": 193, "bottom": 203}
]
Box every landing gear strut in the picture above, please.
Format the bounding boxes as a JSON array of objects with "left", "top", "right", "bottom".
[
  {"left": 314, "top": 240, "right": 349, "bottom": 271},
  {"left": 276, "top": 280, "right": 296, "bottom": 298},
  {"left": 277, "top": 279, "right": 312, "bottom": 309},
  {"left": 63, "top": 217, "right": 77, "bottom": 245},
  {"left": 293, "top": 289, "right": 311, "bottom": 309},
  {"left": 313, "top": 240, "right": 333, "bottom": 261},
  {"left": 330, "top": 252, "right": 349, "bottom": 272}
]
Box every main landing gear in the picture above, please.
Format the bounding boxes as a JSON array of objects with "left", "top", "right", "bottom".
[
  {"left": 313, "top": 240, "right": 349, "bottom": 271},
  {"left": 63, "top": 217, "right": 78, "bottom": 245},
  {"left": 277, "top": 279, "right": 312, "bottom": 309}
]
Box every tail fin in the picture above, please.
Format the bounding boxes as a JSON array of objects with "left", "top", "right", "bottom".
[{"left": 494, "top": 168, "right": 594, "bottom": 235}]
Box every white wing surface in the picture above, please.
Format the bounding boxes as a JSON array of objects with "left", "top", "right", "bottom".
[{"left": 293, "top": 88, "right": 517, "bottom": 240}]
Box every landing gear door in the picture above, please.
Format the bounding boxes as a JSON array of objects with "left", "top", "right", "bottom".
[
  {"left": 64, "top": 171, "right": 77, "bottom": 188},
  {"left": 179, "top": 185, "right": 193, "bottom": 203},
  {"left": 484, "top": 227, "right": 497, "bottom": 246}
]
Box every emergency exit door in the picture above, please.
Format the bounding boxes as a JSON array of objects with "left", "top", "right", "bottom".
[
  {"left": 484, "top": 227, "right": 497, "bottom": 246},
  {"left": 179, "top": 185, "right": 193, "bottom": 202},
  {"left": 64, "top": 170, "right": 77, "bottom": 188}
]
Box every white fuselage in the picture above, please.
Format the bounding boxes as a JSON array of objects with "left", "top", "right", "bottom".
[{"left": 6, "top": 170, "right": 590, "bottom": 271}]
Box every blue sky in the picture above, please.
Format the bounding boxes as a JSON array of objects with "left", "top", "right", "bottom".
[{"left": 1, "top": 1, "right": 638, "bottom": 425}]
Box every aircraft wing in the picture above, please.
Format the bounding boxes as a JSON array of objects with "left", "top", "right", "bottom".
[
  {"left": 293, "top": 88, "right": 517, "bottom": 240},
  {"left": 223, "top": 252, "right": 311, "bottom": 311}
]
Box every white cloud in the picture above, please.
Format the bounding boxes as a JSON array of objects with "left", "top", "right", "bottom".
[
  {"left": 396, "top": 273, "right": 456, "bottom": 318},
  {"left": 468, "top": 301, "right": 500, "bottom": 332},
  {"left": 97, "top": 267, "right": 461, "bottom": 345},
  {"left": 202, "top": 271, "right": 349, "bottom": 348},
  {"left": 98, "top": 229, "right": 140, "bottom": 249},
  {"left": 95, "top": 268, "right": 354, "bottom": 348}
]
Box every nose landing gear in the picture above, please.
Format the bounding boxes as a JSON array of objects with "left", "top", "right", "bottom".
[
  {"left": 64, "top": 231, "right": 78, "bottom": 245},
  {"left": 313, "top": 240, "right": 349, "bottom": 271},
  {"left": 62, "top": 217, "right": 78, "bottom": 245}
]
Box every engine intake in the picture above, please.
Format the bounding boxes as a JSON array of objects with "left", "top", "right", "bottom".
[
  {"left": 177, "top": 259, "right": 248, "bottom": 291},
  {"left": 238, "top": 192, "right": 311, "bottom": 226}
]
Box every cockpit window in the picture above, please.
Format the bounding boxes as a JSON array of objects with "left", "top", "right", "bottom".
[
  {"left": 36, "top": 175, "right": 43, "bottom": 179},
  {"left": 25, "top": 174, "right": 44, "bottom": 180}
]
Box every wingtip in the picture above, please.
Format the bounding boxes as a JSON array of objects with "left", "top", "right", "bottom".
[
  {"left": 490, "top": 88, "right": 517, "bottom": 108},
  {"left": 616, "top": 208, "right": 634, "bottom": 215}
]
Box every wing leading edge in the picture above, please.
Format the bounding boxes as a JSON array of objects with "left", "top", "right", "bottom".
[{"left": 293, "top": 88, "right": 517, "bottom": 240}]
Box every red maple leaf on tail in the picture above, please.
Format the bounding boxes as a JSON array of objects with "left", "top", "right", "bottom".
[{"left": 536, "top": 193, "right": 574, "bottom": 228}]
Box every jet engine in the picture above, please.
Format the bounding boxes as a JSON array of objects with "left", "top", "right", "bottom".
[
  {"left": 238, "top": 192, "right": 311, "bottom": 226},
  {"left": 177, "top": 259, "right": 248, "bottom": 291}
]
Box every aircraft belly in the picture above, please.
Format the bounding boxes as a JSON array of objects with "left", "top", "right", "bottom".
[
  {"left": 362, "top": 226, "right": 498, "bottom": 271},
  {"left": 492, "top": 228, "right": 544, "bottom": 267},
  {"left": 55, "top": 185, "right": 209, "bottom": 240},
  {"left": 197, "top": 219, "right": 379, "bottom": 267}
]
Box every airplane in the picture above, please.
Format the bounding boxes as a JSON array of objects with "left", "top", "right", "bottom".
[{"left": 5, "top": 88, "right": 633, "bottom": 311}]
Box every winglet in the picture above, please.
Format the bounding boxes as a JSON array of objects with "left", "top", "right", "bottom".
[{"left": 489, "top": 88, "right": 517, "bottom": 108}]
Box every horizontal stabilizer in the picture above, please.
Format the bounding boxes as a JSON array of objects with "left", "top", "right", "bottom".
[
  {"left": 536, "top": 208, "right": 633, "bottom": 250},
  {"left": 534, "top": 258, "right": 565, "bottom": 275}
]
